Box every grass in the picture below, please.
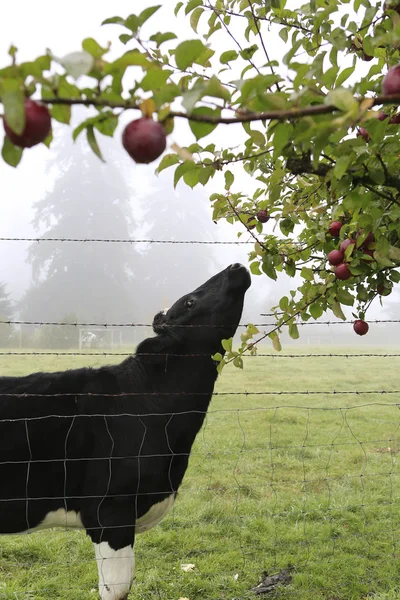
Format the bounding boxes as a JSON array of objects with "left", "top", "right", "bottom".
[{"left": 0, "top": 347, "right": 400, "bottom": 599}]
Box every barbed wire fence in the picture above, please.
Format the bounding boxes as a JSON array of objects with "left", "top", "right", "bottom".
[{"left": 0, "top": 236, "right": 399, "bottom": 598}]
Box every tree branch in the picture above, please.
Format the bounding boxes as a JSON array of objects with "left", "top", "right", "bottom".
[{"left": 41, "top": 94, "right": 400, "bottom": 124}]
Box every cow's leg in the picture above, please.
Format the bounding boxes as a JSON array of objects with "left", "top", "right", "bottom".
[
  {"left": 94, "top": 540, "right": 134, "bottom": 600},
  {"left": 83, "top": 502, "right": 136, "bottom": 600}
]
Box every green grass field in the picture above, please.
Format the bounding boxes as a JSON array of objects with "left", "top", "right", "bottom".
[{"left": 0, "top": 347, "right": 400, "bottom": 600}]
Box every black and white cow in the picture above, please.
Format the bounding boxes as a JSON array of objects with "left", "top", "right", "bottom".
[{"left": 0, "top": 263, "right": 251, "bottom": 600}]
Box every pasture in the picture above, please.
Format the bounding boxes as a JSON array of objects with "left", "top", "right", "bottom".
[{"left": 0, "top": 347, "right": 399, "bottom": 600}]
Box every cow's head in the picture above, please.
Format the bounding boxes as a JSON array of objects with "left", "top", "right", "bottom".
[{"left": 137, "top": 264, "right": 251, "bottom": 361}]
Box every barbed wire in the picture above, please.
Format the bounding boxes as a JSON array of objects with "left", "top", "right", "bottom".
[
  {"left": 1, "top": 318, "right": 400, "bottom": 328},
  {"left": 0, "top": 351, "right": 399, "bottom": 357},
  {"left": 0, "top": 236, "right": 254, "bottom": 245}
]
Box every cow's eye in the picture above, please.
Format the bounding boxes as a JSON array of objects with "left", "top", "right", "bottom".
[{"left": 185, "top": 299, "right": 195, "bottom": 309}]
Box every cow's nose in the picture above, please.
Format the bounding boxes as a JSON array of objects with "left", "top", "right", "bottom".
[{"left": 229, "top": 263, "right": 243, "bottom": 271}]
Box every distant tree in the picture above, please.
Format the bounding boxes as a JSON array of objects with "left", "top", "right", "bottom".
[
  {"left": 37, "top": 312, "right": 79, "bottom": 349},
  {"left": 0, "top": 283, "right": 13, "bottom": 319},
  {"left": 0, "top": 283, "right": 15, "bottom": 347},
  {"left": 20, "top": 132, "right": 143, "bottom": 325},
  {"left": 137, "top": 174, "right": 219, "bottom": 318}
]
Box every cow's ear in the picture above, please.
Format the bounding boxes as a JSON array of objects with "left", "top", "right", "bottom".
[{"left": 136, "top": 334, "right": 178, "bottom": 365}]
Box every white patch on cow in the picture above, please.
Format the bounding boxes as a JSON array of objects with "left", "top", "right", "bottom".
[
  {"left": 1, "top": 508, "right": 85, "bottom": 535},
  {"left": 135, "top": 494, "right": 175, "bottom": 534},
  {"left": 35, "top": 508, "right": 84, "bottom": 531},
  {"left": 161, "top": 307, "right": 169, "bottom": 315},
  {"left": 95, "top": 542, "right": 134, "bottom": 600}
]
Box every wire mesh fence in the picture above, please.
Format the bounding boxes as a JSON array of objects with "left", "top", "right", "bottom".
[{"left": 0, "top": 342, "right": 399, "bottom": 599}]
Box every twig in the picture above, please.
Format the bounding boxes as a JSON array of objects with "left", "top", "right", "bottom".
[
  {"left": 206, "top": 0, "right": 261, "bottom": 75},
  {"left": 247, "top": 0, "right": 281, "bottom": 91}
]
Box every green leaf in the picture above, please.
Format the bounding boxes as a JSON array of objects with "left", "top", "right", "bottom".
[
  {"left": 106, "top": 51, "right": 151, "bottom": 73},
  {"left": 153, "top": 83, "right": 181, "bottom": 108},
  {"left": 220, "top": 50, "right": 238, "bottom": 64},
  {"left": 212, "top": 352, "right": 223, "bottom": 362},
  {"left": 1, "top": 81, "right": 25, "bottom": 135},
  {"left": 50, "top": 103, "right": 71, "bottom": 125},
  {"left": 102, "top": 16, "right": 124, "bottom": 25},
  {"left": 173, "top": 161, "right": 197, "bottom": 187},
  {"left": 279, "top": 296, "right": 289, "bottom": 311},
  {"left": 331, "top": 300, "right": 346, "bottom": 320},
  {"left": 247, "top": 323, "right": 260, "bottom": 336},
  {"left": 389, "top": 246, "right": 400, "bottom": 264},
  {"left": 86, "top": 125, "right": 105, "bottom": 162},
  {"left": 285, "top": 260, "right": 296, "bottom": 277},
  {"left": 326, "top": 88, "right": 358, "bottom": 113},
  {"left": 182, "top": 81, "right": 206, "bottom": 112},
  {"left": 309, "top": 302, "right": 324, "bottom": 320},
  {"left": 156, "top": 153, "right": 180, "bottom": 173},
  {"left": 279, "top": 28, "right": 288, "bottom": 43},
  {"left": 82, "top": 38, "right": 109, "bottom": 58},
  {"left": 125, "top": 14, "right": 140, "bottom": 34},
  {"left": 289, "top": 323, "right": 299, "bottom": 339},
  {"left": 185, "top": 0, "right": 203, "bottom": 13},
  {"left": 190, "top": 7, "right": 204, "bottom": 32},
  {"left": 138, "top": 5, "right": 162, "bottom": 25},
  {"left": 72, "top": 112, "right": 118, "bottom": 141},
  {"left": 300, "top": 267, "right": 314, "bottom": 281},
  {"left": 175, "top": 40, "right": 208, "bottom": 70},
  {"left": 94, "top": 113, "right": 119, "bottom": 137},
  {"left": 149, "top": 32, "right": 177, "bottom": 47},
  {"left": 269, "top": 331, "right": 282, "bottom": 352},
  {"left": 189, "top": 107, "right": 220, "bottom": 140},
  {"left": 221, "top": 338, "right": 233, "bottom": 353},
  {"left": 337, "top": 288, "right": 354, "bottom": 306},
  {"left": 174, "top": 2, "right": 184, "bottom": 16},
  {"left": 390, "top": 269, "right": 400, "bottom": 283},
  {"left": 141, "top": 68, "right": 172, "bottom": 91},
  {"left": 183, "top": 165, "right": 201, "bottom": 188},
  {"left": 240, "top": 45, "right": 258, "bottom": 60},
  {"left": 1, "top": 136, "right": 22, "bottom": 167},
  {"left": 233, "top": 356, "right": 243, "bottom": 368},
  {"left": 262, "top": 255, "right": 277, "bottom": 280},
  {"left": 336, "top": 65, "right": 355, "bottom": 87},
  {"left": 250, "top": 261, "right": 262, "bottom": 275},
  {"left": 333, "top": 154, "right": 352, "bottom": 179},
  {"left": 224, "top": 170, "right": 234, "bottom": 190}
]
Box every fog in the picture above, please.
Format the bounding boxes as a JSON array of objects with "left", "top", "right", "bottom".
[{"left": 0, "top": 1, "right": 398, "bottom": 350}]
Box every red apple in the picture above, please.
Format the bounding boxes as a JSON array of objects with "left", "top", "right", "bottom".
[
  {"left": 353, "top": 319, "right": 369, "bottom": 336},
  {"left": 256, "top": 209, "right": 270, "bottom": 223},
  {"left": 334, "top": 263, "right": 352, "bottom": 280},
  {"left": 340, "top": 238, "right": 356, "bottom": 253},
  {"left": 328, "top": 221, "right": 343, "bottom": 237},
  {"left": 328, "top": 249, "right": 345, "bottom": 266},
  {"left": 382, "top": 65, "right": 400, "bottom": 95},
  {"left": 357, "top": 127, "right": 370, "bottom": 142},
  {"left": 122, "top": 117, "right": 167, "bottom": 164},
  {"left": 3, "top": 99, "right": 51, "bottom": 148},
  {"left": 377, "top": 283, "right": 392, "bottom": 295}
]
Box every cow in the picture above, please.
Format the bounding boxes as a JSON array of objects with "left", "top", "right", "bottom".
[{"left": 0, "top": 263, "right": 251, "bottom": 600}]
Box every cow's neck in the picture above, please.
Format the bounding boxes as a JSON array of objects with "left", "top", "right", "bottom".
[{"left": 135, "top": 352, "right": 218, "bottom": 412}]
